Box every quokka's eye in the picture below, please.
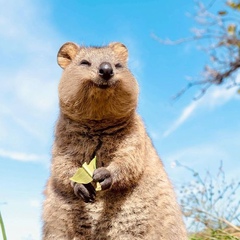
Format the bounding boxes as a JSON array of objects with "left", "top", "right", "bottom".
[
  {"left": 115, "top": 63, "right": 123, "bottom": 68},
  {"left": 80, "top": 60, "right": 91, "bottom": 66}
]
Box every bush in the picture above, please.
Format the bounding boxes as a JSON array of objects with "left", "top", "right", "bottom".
[{"left": 176, "top": 161, "right": 240, "bottom": 239}]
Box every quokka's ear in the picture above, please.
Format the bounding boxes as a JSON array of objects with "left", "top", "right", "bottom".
[
  {"left": 109, "top": 42, "right": 128, "bottom": 62},
  {"left": 57, "top": 42, "right": 79, "bottom": 69}
]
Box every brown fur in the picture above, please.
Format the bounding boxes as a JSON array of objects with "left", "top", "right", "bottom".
[{"left": 42, "top": 42, "right": 187, "bottom": 239}]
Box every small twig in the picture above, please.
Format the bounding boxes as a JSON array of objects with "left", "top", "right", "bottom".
[
  {"left": 196, "top": 208, "right": 240, "bottom": 231},
  {"left": 171, "top": 80, "right": 210, "bottom": 101},
  {"left": 193, "top": 83, "right": 212, "bottom": 100},
  {"left": 201, "top": 0, "right": 217, "bottom": 12}
]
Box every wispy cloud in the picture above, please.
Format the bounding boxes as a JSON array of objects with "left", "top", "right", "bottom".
[
  {"left": 164, "top": 127, "right": 240, "bottom": 184},
  {"left": 29, "top": 199, "right": 41, "bottom": 208},
  {"left": 0, "top": 0, "right": 61, "bottom": 163},
  {"left": 166, "top": 144, "right": 229, "bottom": 167},
  {"left": 163, "top": 101, "right": 199, "bottom": 137},
  {"left": 163, "top": 86, "right": 240, "bottom": 137},
  {"left": 0, "top": 148, "right": 49, "bottom": 163},
  {"left": 0, "top": 2, "right": 54, "bottom": 237},
  {"left": 205, "top": 85, "right": 240, "bottom": 108}
]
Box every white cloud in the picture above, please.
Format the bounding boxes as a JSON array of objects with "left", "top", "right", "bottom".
[
  {"left": 165, "top": 143, "right": 232, "bottom": 184},
  {"left": 163, "top": 101, "right": 199, "bottom": 137},
  {"left": 165, "top": 144, "right": 229, "bottom": 167},
  {"left": 164, "top": 127, "right": 240, "bottom": 185},
  {"left": 0, "top": 2, "right": 57, "bottom": 238},
  {"left": 0, "top": 0, "right": 61, "bottom": 164},
  {"left": 14, "top": 69, "right": 59, "bottom": 115},
  {"left": 0, "top": 0, "right": 61, "bottom": 110},
  {"left": 205, "top": 85, "right": 240, "bottom": 108},
  {"left": 163, "top": 85, "right": 240, "bottom": 137},
  {"left": 29, "top": 200, "right": 41, "bottom": 208},
  {"left": 0, "top": 148, "right": 49, "bottom": 163}
]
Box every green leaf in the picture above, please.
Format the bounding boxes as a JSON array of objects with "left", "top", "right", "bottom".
[
  {"left": 237, "top": 88, "right": 240, "bottom": 94},
  {"left": 70, "top": 167, "right": 93, "bottom": 184},
  {"left": 70, "top": 156, "right": 102, "bottom": 191},
  {"left": 85, "top": 156, "right": 97, "bottom": 174},
  {"left": 96, "top": 182, "right": 102, "bottom": 191}
]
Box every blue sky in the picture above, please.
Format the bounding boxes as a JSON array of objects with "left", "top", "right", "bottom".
[{"left": 0, "top": 0, "right": 239, "bottom": 239}]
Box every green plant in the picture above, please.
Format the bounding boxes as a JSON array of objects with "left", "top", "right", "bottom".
[{"left": 0, "top": 211, "right": 7, "bottom": 240}]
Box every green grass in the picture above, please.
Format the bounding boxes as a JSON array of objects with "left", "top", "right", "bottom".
[
  {"left": 0, "top": 211, "right": 7, "bottom": 240},
  {"left": 189, "top": 228, "right": 240, "bottom": 240}
]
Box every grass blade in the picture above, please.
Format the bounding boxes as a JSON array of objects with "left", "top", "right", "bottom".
[{"left": 0, "top": 211, "right": 7, "bottom": 240}]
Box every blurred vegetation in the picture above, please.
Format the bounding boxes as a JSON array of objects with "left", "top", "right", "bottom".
[
  {"left": 176, "top": 161, "right": 240, "bottom": 239},
  {"left": 0, "top": 211, "right": 7, "bottom": 240}
]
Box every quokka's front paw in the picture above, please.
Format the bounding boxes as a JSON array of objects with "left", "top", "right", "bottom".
[
  {"left": 71, "top": 182, "right": 96, "bottom": 203},
  {"left": 93, "top": 167, "right": 112, "bottom": 190}
]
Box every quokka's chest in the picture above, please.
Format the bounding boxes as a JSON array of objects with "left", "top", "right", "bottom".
[{"left": 56, "top": 133, "right": 119, "bottom": 167}]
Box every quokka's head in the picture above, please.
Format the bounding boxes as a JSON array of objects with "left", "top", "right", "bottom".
[{"left": 57, "top": 42, "right": 139, "bottom": 121}]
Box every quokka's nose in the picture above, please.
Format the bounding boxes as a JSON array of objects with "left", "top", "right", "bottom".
[{"left": 98, "top": 62, "right": 114, "bottom": 81}]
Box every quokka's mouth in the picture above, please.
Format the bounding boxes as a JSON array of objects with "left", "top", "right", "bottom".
[
  {"left": 93, "top": 78, "right": 117, "bottom": 89},
  {"left": 97, "top": 84, "right": 110, "bottom": 89}
]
